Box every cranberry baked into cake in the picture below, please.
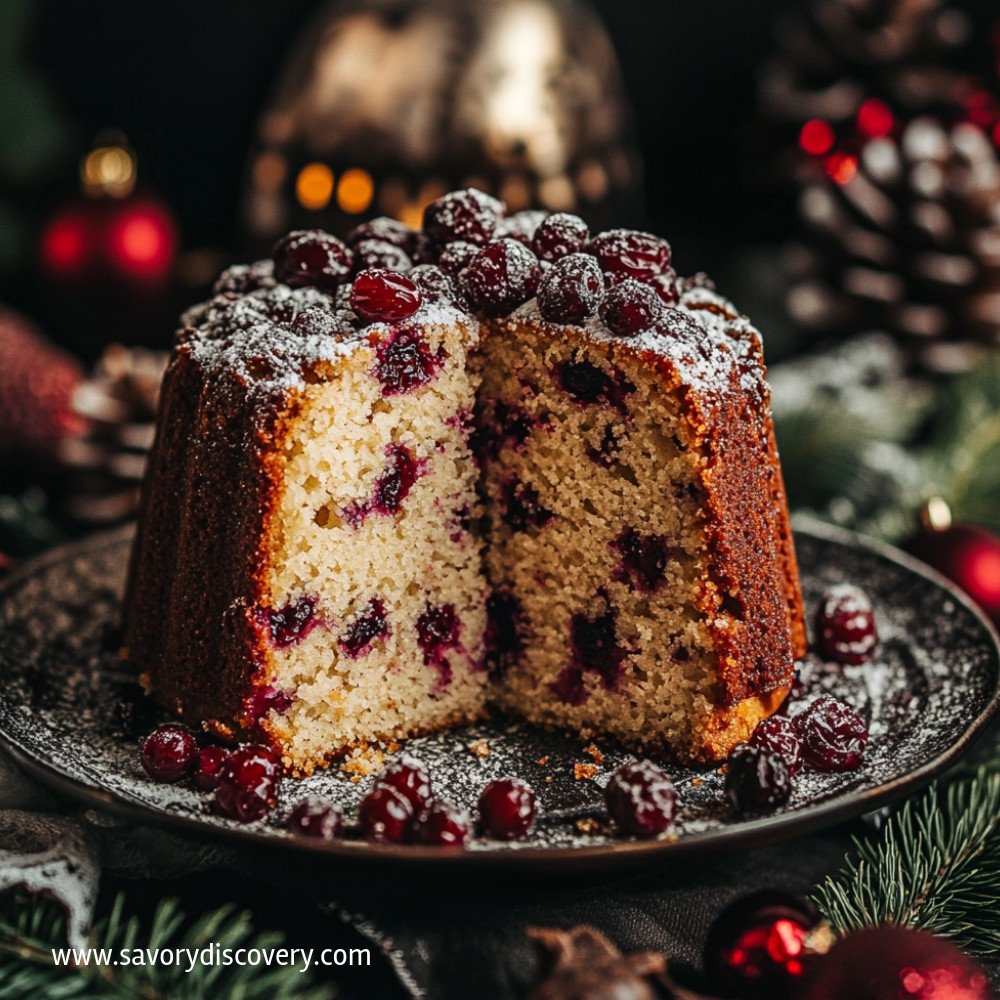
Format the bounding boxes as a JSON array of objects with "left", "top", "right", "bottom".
[{"left": 124, "top": 190, "right": 806, "bottom": 776}]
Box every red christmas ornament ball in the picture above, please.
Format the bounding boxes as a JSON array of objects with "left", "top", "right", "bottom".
[
  {"left": 0, "top": 308, "right": 84, "bottom": 466},
  {"left": 703, "top": 891, "right": 825, "bottom": 998},
  {"left": 906, "top": 523, "right": 1000, "bottom": 628},
  {"left": 798, "top": 926, "right": 991, "bottom": 1000}
]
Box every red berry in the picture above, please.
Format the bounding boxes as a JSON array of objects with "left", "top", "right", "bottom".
[
  {"left": 378, "top": 755, "right": 433, "bottom": 812},
  {"left": 479, "top": 777, "right": 537, "bottom": 839},
  {"left": 537, "top": 253, "right": 604, "bottom": 324},
  {"left": 748, "top": 716, "right": 802, "bottom": 776},
  {"left": 415, "top": 798, "right": 471, "bottom": 847},
  {"left": 604, "top": 759, "right": 677, "bottom": 837},
  {"left": 350, "top": 268, "right": 422, "bottom": 323},
  {"left": 599, "top": 278, "right": 664, "bottom": 337},
  {"left": 462, "top": 239, "right": 542, "bottom": 316},
  {"left": 532, "top": 213, "right": 591, "bottom": 261},
  {"left": 725, "top": 745, "right": 792, "bottom": 815},
  {"left": 140, "top": 724, "right": 198, "bottom": 783},
  {"left": 814, "top": 584, "right": 878, "bottom": 665},
  {"left": 351, "top": 239, "right": 412, "bottom": 274},
  {"left": 586, "top": 229, "right": 672, "bottom": 283},
  {"left": 437, "top": 241, "right": 479, "bottom": 280},
  {"left": 272, "top": 230, "right": 352, "bottom": 291},
  {"left": 497, "top": 210, "right": 549, "bottom": 247},
  {"left": 214, "top": 261, "right": 272, "bottom": 295},
  {"left": 793, "top": 695, "right": 868, "bottom": 771},
  {"left": 359, "top": 785, "right": 414, "bottom": 843},
  {"left": 347, "top": 217, "right": 415, "bottom": 253},
  {"left": 215, "top": 744, "right": 283, "bottom": 822},
  {"left": 423, "top": 188, "right": 503, "bottom": 245},
  {"left": 409, "top": 264, "right": 460, "bottom": 307},
  {"left": 647, "top": 272, "right": 679, "bottom": 304},
  {"left": 192, "top": 745, "right": 230, "bottom": 791},
  {"left": 287, "top": 798, "right": 342, "bottom": 840}
]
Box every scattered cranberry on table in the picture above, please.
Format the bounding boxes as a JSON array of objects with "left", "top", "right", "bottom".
[
  {"left": 748, "top": 716, "right": 802, "bottom": 777},
  {"left": 192, "top": 745, "right": 230, "bottom": 791},
  {"left": 604, "top": 759, "right": 677, "bottom": 837},
  {"left": 287, "top": 798, "right": 342, "bottom": 840},
  {"left": 725, "top": 745, "right": 792, "bottom": 815},
  {"left": 415, "top": 798, "right": 472, "bottom": 847},
  {"left": 793, "top": 695, "right": 868, "bottom": 771},
  {"left": 359, "top": 785, "right": 414, "bottom": 844},
  {"left": 377, "top": 754, "right": 433, "bottom": 813},
  {"left": 814, "top": 583, "right": 878, "bottom": 665},
  {"left": 140, "top": 724, "right": 198, "bottom": 783},
  {"left": 214, "top": 744, "right": 283, "bottom": 822},
  {"left": 479, "top": 777, "right": 537, "bottom": 839}
]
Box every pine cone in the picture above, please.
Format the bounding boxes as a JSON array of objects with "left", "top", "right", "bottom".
[
  {"left": 57, "top": 344, "right": 168, "bottom": 526},
  {"left": 0, "top": 308, "right": 85, "bottom": 470},
  {"left": 788, "top": 118, "right": 1000, "bottom": 374},
  {"left": 761, "top": 0, "right": 973, "bottom": 132}
]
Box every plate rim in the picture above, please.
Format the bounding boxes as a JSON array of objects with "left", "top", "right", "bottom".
[{"left": 0, "top": 519, "right": 997, "bottom": 871}]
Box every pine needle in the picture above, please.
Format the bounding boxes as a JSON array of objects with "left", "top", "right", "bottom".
[{"left": 814, "top": 769, "right": 1000, "bottom": 955}]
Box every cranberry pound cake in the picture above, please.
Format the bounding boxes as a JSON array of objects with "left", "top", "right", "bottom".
[{"left": 123, "top": 190, "right": 806, "bottom": 775}]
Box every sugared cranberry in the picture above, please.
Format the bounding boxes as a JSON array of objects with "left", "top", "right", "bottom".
[
  {"left": 497, "top": 210, "right": 549, "bottom": 247},
  {"left": 378, "top": 754, "right": 433, "bottom": 812},
  {"left": 415, "top": 604, "right": 461, "bottom": 682},
  {"left": 213, "top": 261, "right": 272, "bottom": 295},
  {"left": 351, "top": 268, "right": 422, "bottom": 323},
  {"left": 599, "top": 278, "right": 665, "bottom": 337},
  {"left": 438, "top": 241, "right": 480, "bottom": 280},
  {"left": 287, "top": 798, "right": 342, "bottom": 840},
  {"left": 533, "top": 213, "right": 591, "bottom": 262},
  {"left": 291, "top": 305, "right": 339, "bottom": 338},
  {"left": 272, "top": 230, "right": 352, "bottom": 291},
  {"left": 215, "top": 744, "right": 283, "bottom": 822},
  {"left": 193, "top": 745, "right": 230, "bottom": 791},
  {"left": 586, "top": 229, "right": 672, "bottom": 283},
  {"left": 725, "top": 746, "right": 792, "bottom": 815},
  {"left": 793, "top": 696, "right": 868, "bottom": 771},
  {"left": 347, "top": 217, "right": 415, "bottom": 253},
  {"left": 748, "top": 716, "right": 802, "bottom": 777},
  {"left": 604, "top": 760, "right": 677, "bottom": 837},
  {"left": 556, "top": 359, "right": 635, "bottom": 413},
  {"left": 814, "top": 584, "right": 878, "bottom": 665},
  {"left": 415, "top": 798, "right": 471, "bottom": 847},
  {"left": 265, "top": 596, "right": 320, "bottom": 649},
  {"left": 484, "top": 589, "right": 527, "bottom": 679},
  {"left": 423, "top": 188, "right": 503, "bottom": 245},
  {"left": 409, "top": 264, "right": 460, "bottom": 306},
  {"left": 613, "top": 528, "right": 671, "bottom": 592},
  {"left": 340, "top": 598, "right": 389, "bottom": 658},
  {"left": 351, "top": 239, "right": 412, "bottom": 274},
  {"left": 647, "top": 272, "right": 679, "bottom": 304},
  {"left": 375, "top": 327, "right": 444, "bottom": 395},
  {"left": 140, "top": 724, "right": 198, "bottom": 783},
  {"left": 479, "top": 777, "right": 537, "bottom": 839},
  {"left": 359, "top": 785, "right": 413, "bottom": 843},
  {"left": 461, "top": 239, "right": 542, "bottom": 316},
  {"left": 679, "top": 271, "right": 716, "bottom": 292},
  {"left": 537, "top": 253, "right": 604, "bottom": 324}
]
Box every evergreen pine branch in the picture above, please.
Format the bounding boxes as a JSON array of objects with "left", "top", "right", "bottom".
[
  {"left": 813, "top": 769, "right": 1000, "bottom": 955},
  {"left": 0, "top": 890, "right": 337, "bottom": 999}
]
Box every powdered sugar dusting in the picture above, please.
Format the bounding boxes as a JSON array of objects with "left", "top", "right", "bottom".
[{"left": 0, "top": 523, "right": 995, "bottom": 863}]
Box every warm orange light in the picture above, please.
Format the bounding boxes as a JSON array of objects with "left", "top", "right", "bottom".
[
  {"left": 253, "top": 151, "right": 287, "bottom": 192},
  {"left": 295, "top": 162, "right": 334, "bottom": 211},
  {"left": 81, "top": 145, "right": 136, "bottom": 197},
  {"left": 337, "top": 168, "right": 375, "bottom": 214},
  {"left": 824, "top": 152, "right": 858, "bottom": 185},
  {"left": 397, "top": 202, "right": 424, "bottom": 229},
  {"left": 41, "top": 214, "right": 88, "bottom": 273},
  {"left": 799, "top": 119, "right": 835, "bottom": 156}
]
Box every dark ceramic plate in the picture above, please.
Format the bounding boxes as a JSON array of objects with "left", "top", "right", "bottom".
[{"left": 0, "top": 521, "right": 997, "bottom": 873}]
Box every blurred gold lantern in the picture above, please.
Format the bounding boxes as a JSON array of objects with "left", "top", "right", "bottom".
[{"left": 241, "top": 0, "right": 643, "bottom": 247}]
